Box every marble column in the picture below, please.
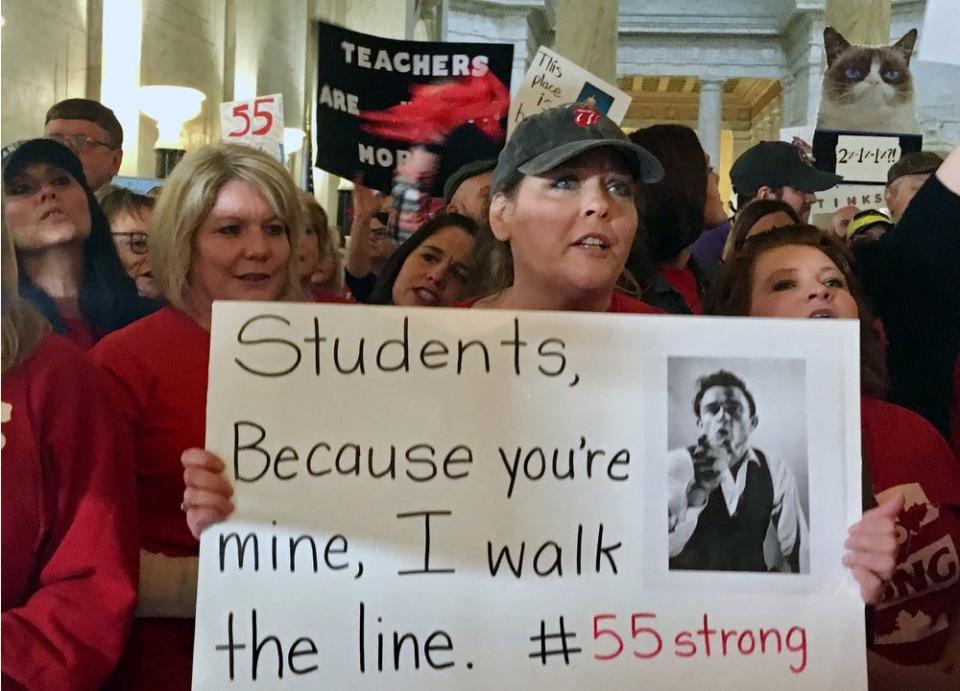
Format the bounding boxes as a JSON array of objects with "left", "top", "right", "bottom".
[
  {"left": 769, "top": 97, "right": 783, "bottom": 140},
  {"left": 825, "top": 0, "right": 891, "bottom": 45},
  {"left": 697, "top": 79, "right": 724, "bottom": 167},
  {"left": 553, "top": 0, "right": 618, "bottom": 82},
  {"left": 732, "top": 130, "right": 754, "bottom": 163},
  {"left": 756, "top": 107, "right": 772, "bottom": 144},
  {"left": 780, "top": 75, "right": 795, "bottom": 128},
  {"left": 805, "top": 51, "right": 822, "bottom": 127}
]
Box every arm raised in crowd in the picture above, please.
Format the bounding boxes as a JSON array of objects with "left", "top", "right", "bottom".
[
  {"left": 879, "top": 143, "right": 960, "bottom": 440},
  {"left": 936, "top": 142, "right": 960, "bottom": 196},
  {"left": 881, "top": 142, "right": 960, "bottom": 290},
  {"left": 344, "top": 179, "right": 384, "bottom": 279}
]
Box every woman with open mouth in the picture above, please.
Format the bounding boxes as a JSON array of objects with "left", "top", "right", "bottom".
[
  {"left": 465, "top": 103, "right": 664, "bottom": 314},
  {"left": 705, "top": 224, "right": 960, "bottom": 689},
  {"left": 367, "top": 211, "right": 478, "bottom": 307},
  {"left": 88, "top": 143, "right": 306, "bottom": 691}
]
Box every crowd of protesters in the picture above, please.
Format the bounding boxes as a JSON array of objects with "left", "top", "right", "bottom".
[{"left": 2, "top": 91, "right": 958, "bottom": 691}]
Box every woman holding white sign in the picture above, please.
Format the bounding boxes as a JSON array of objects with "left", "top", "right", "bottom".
[
  {"left": 90, "top": 143, "right": 305, "bottom": 691},
  {"left": 705, "top": 225, "right": 960, "bottom": 689}
]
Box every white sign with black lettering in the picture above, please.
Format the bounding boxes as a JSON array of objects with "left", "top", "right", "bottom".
[
  {"left": 834, "top": 134, "right": 902, "bottom": 184},
  {"left": 193, "top": 302, "right": 867, "bottom": 690},
  {"left": 508, "top": 47, "right": 632, "bottom": 136}
]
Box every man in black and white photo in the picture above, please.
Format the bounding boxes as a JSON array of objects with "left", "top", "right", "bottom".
[{"left": 668, "top": 370, "right": 809, "bottom": 573}]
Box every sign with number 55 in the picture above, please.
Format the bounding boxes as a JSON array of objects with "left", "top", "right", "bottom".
[{"left": 220, "top": 94, "right": 284, "bottom": 160}]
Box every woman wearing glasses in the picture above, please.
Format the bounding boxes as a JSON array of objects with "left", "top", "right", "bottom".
[
  {"left": 99, "top": 186, "right": 160, "bottom": 298},
  {"left": 2, "top": 139, "right": 157, "bottom": 349}
]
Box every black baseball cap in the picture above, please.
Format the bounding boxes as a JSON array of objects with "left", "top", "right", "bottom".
[
  {"left": 2, "top": 138, "right": 90, "bottom": 189},
  {"left": 731, "top": 141, "right": 842, "bottom": 196},
  {"left": 886, "top": 151, "right": 942, "bottom": 185},
  {"left": 492, "top": 103, "right": 663, "bottom": 194},
  {"left": 443, "top": 159, "right": 496, "bottom": 205}
]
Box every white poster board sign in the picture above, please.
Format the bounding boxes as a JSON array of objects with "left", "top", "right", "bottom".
[
  {"left": 220, "top": 94, "right": 284, "bottom": 160},
  {"left": 508, "top": 46, "right": 632, "bottom": 136},
  {"left": 833, "top": 135, "right": 902, "bottom": 185},
  {"left": 194, "top": 303, "right": 867, "bottom": 690},
  {"left": 813, "top": 184, "right": 888, "bottom": 216}
]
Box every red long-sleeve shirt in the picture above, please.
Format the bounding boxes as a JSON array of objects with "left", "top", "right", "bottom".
[
  {"left": 1, "top": 334, "right": 138, "bottom": 690},
  {"left": 90, "top": 307, "right": 210, "bottom": 690}
]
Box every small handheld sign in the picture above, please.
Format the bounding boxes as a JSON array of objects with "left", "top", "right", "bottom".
[
  {"left": 509, "top": 46, "right": 632, "bottom": 136},
  {"left": 220, "top": 94, "right": 285, "bottom": 160},
  {"left": 810, "top": 129, "right": 922, "bottom": 215}
]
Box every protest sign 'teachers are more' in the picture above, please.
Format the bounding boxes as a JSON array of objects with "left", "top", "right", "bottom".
[{"left": 313, "top": 22, "right": 513, "bottom": 195}]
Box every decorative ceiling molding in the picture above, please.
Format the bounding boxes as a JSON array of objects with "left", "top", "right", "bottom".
[
  {"left": 618, "top": 15, "right": 780, "bottom": 35},
  {"left": 449, "top": 0, "right": 543, "bottom": 19},
  {"left": 618, "top": 75, "right": 781, "bottom": 130}
]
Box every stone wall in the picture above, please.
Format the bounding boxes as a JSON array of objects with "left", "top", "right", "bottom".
[{"left": 2, "top": 0, "right": 89, "bottom": 144}]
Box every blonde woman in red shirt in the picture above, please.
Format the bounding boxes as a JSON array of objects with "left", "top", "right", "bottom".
[{"left": 90, "top": 143, "right": 304, "bottom": 690}]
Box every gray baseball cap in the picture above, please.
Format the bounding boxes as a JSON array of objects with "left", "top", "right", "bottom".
[
  {"left": 443, "top": 158, "right": 496, "bottom": 205},
  {"left": 492, "top": 103, "right": 663, "bottom": 194},
  {"left": 886, "top": 151, "right": 943, "bottom": 185}
]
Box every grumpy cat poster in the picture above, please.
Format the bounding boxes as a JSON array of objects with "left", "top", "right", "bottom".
[{"left": 817, "top": 27, "right": 920, "bottom": 134}]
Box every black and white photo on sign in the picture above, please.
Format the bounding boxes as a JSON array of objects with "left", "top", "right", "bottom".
[{"left": 666, "top": 356, "right": 810, "bottom": 575}]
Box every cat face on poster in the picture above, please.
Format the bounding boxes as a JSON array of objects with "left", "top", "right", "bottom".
[{"left": 817, "top": 27, "right": 919, "bottom": 134}]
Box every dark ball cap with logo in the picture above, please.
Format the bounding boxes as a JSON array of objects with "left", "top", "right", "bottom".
[
  {"left": 730, "top": 140, "right": 842, "bottom": 196},
  {"left": 491, "top": 103, "right": 664, "bottom": 194}
]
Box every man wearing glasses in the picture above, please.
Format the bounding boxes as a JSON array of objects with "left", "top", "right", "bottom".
[
  {"left": 667, "top": 369, "right": 809, "bottom": 573},
  {"left": 97, "top": 186, "right": 159, "bottom": 299},
  {"left": 44, "top": 98, "right": 123, "bottom": 192}
]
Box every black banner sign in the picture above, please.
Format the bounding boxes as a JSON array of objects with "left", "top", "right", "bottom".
[{"left": 314, "top": 21, "right": 514, "bottom": 195}]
